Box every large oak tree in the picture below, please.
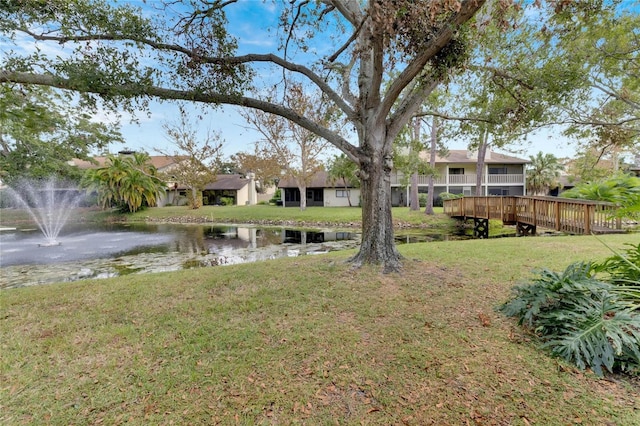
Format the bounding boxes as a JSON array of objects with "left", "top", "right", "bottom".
[{"left": 1, "top": 0, "right": 579, "bottom": 271}]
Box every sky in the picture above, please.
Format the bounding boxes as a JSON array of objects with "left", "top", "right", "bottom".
[{"left": 6, "top": 0, "right": 581, "bottom": 162}]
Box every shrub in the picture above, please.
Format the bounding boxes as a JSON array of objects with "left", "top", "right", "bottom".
[
  {"left": 561, "top": 174, "right": 640, "bottom": 220},
  {"left": 418, "top": 193, "right": 427, "bottom": 207},
  {"left": 219, "top": 197, "right": 234, "bottom": 206},
  {"left": 269, "top": 189, "right": 282, "bottom": 204},
  {"left": 439, "top": 192, "right": 464, "bottom": 200},
  {"left": 500, "top": 244, "right": 640, "bottom": 376}
]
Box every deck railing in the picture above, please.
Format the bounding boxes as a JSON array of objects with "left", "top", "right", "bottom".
[
  {"left": 390, "top": 173, "right": 524, "bottom": 186},
  {"left": 443, "top": 196, "right": 621, "bottom": 235}
]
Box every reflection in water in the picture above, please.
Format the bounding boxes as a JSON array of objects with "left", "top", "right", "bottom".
[
  {"left": 283, "top": 229, "right": 356, "bottom": 244},
  {"left": 0, "top": 223, "right": 361, "bottom": 289},
  {"left": 1, "top": 222, "right": 471, "bottom": 289}
]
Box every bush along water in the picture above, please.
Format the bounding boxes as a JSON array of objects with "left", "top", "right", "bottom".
[{"left": 500, "top": 243, "right": 640, "bottom": 376}]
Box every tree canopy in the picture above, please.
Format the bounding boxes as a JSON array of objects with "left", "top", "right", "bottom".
[{"left": 0, "top": 85, "right": 122, "bottom": 184}]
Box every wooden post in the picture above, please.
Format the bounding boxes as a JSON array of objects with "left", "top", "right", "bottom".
[
  {"left": 554, "top": 201, "right": 561, "bottom": 231},
  {"left": 584, "top": 205, "right": 591, "bottom": 234}
]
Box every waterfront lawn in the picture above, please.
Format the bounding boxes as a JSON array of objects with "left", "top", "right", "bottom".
[
  {"left": 0, "top": 205, "right": 449, "bottom": 229},
  {"left": 126, "top": 205, "right": 448, "bottom": 228},
  {"left": 2, "top": 234, "right": 639, "bottom": 425}
]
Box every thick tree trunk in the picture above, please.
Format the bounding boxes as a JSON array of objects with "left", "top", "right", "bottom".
[{"left": 349, "top": 141, "right": 402, "bottom": 273}]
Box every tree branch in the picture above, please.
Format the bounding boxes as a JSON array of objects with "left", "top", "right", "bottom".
[
  {"left": 414, "top": 110, "right": 499, "bottom": 124},
  {"left": 14, "top": 28, "right": 358, "bottom": 122},
  {"left": 0, "top": 70, "right": 363, "bottom": 162},
  {"left": 591, "top": 82, "right": 640, "bottom": 111}
]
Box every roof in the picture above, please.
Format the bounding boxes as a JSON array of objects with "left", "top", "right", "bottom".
[
  {"left": 201, "top": 174, "right": 250, "bottom": 191},
  {"left": 422, "top": 149, "right": 529, "bottom": 164},
  {"left": 278, "top": 170, "right": 357, "bottom": 189},
  {"left": 70, "top": 155, "right": 186, "bottom": 170}
]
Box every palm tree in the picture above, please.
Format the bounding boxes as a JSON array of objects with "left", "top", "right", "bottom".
[
  {"left": 527, "top": 152, "right": 562, "bottom": 196},
  {"left": 82, "top": 153, "right": 166, "bottom": 212}
]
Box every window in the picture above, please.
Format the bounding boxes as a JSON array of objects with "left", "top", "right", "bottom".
[
  {"left": 488, "top": 166, "right": 507, "bottom": 175},
  {"left": 285, "top": 189, "right": 300, "bottom": 202},
  {"left": 336, "top": 190, "right": 350, "bottom": 198},
  {"left": 449, "top": 167, "right": 464, "bottom": 175}
]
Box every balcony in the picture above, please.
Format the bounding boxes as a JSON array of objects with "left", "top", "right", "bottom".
[{"left": 390, "top": 173, "right": 524, "bottom": 186}]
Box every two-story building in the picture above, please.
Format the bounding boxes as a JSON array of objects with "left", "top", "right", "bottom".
[
  {"left": 277, "top": 150, "right": 529, "bottom": 207},
  {"left": 390, "top": 149, "right": 529, "bottom": 206}
]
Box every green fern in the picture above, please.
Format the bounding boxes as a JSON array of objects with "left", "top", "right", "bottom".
[
  {"left": 544, "top": 293, "right": 640, "bottom": 376},
  {"left": 500, "top": 246, "right": 640, "bottom": 376}
]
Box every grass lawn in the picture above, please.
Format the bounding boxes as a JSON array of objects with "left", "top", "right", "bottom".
[
  {"left": 124, "top": 205, "right": 450, "bottom": 228},
  {"left": 0, "top": 205, "right": 449, "bottom": 228},
  {"left": 2, "top": 233, "right": 639, "bottom": 425}
]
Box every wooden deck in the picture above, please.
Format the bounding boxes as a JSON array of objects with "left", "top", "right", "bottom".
[{"left": 443, "top": 196, "right": 622, "bottom": 236}]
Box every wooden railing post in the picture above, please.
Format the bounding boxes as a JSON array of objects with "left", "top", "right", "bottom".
[
  {"left": 584, "top": 205, "right": 591, "bottom": 234},
  {"left": 554, "top": 201, "right": 561, "bottom": 231}
]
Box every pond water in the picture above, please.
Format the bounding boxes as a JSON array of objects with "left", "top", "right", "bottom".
[{"left": 0, "top": 222, "right": 470, "bottom": 289}]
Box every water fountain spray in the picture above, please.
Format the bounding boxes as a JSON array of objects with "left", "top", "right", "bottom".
[{"left": 5, "top": 178, "right": 85, "bottom": 247}]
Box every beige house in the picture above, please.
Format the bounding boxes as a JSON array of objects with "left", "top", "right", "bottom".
[
  {"left": 390, "top": 149, "right": 529, "bottom": 206},
  {"left": 277, "top": 150, "right": 527, "bottom": 208},
  {"left": 278, "top": 171, "right": 361, "bottom": 208},
  {"left": 165, "top": 174, "right": 258, "bottom": 206}
]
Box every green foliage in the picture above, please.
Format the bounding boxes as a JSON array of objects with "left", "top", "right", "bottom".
[
  {"left": 219, "top": 196, "right": 234, "bottom": 206},
  {"left": 593, "top": 243, "right": 640, "bottom": 302},
  {"left": 555, "top": 5, "right": 639, "bottom": 160},
  {"left": 561, "top": 174, "right": 640, "bottom": 220},
  {"left": 418, "top": 193, "right": 427, "bottom": 208},
  {"left": 0, "top": 85, "right": 122, "bottom": 184},
  {"left": 81, "top": 152, "right": 166, "bottom": 213},
  {"left": 500, "top": 245, "right": 640, "bottom": 376},
  {"left": 269, "top": 189, "right": 282, "bottom": 204},
  {"left": 527, "top": 151, "right": 562, "bottom": 195},
  {"left": 565, "top": 150, "right": 617, "bottom": 183},
  {"left": 326, "top": 154, "right": 360, "bottom": 188},
  {"left": 439, "top": 192, "right": 464, "bottom": 200}
]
